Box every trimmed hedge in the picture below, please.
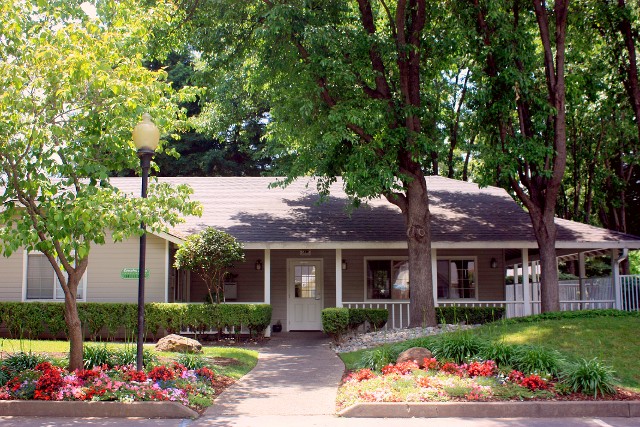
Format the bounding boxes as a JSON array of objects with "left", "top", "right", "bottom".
[
  {"left": 436, "top": 306, "right": 505, "bottom": 325},
  {"left": 322, "top": 307, "right": 389, "bottom": 342},
  {"left": 490, "top": 308, "right": 639, "bottom": 325},
  {"left": 0, "top": 302, "right": 272, "bottom": 341}
]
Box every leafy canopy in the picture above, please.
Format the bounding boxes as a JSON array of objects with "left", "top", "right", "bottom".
[{"left": 174, "top": 228, "right": 244, "bottom": 303}]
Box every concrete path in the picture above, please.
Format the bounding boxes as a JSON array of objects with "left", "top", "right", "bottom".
[{"left": 194, "top": 331, "right": 345, "bottom": 423}]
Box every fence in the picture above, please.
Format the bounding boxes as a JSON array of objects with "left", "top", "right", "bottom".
[{"left": 621, "top": 275, "right": 640, "bottom": 311}]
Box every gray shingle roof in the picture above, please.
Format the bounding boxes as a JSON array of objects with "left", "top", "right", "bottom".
[{"left": 109, "top": 176, "right": 640, "bottom": 247}]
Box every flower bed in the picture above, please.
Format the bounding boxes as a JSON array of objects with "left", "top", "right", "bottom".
[
  {"left": 337, "top": 358, "right": 640, "bottom": 412},
  {"left": 0, "top": 361, "right": 233, "bottom": 412}
]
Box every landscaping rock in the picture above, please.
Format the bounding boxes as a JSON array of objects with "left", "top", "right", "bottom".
[
  {"left": 396, "top": 347, "right": 433, "bottom": 367},
  {"left": 155, "top": 334, "right": 202, "bottom": 353}
]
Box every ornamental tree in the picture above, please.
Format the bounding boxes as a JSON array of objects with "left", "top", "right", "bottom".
[
  {"left": 0, "top": 0, "right": 201, "bottom": 370},
  {"left": 174, "top": 228, "right": 245, "bottom": 304},
  {"left": 180, "top": 0, "right": 468, "bottom": 327}
]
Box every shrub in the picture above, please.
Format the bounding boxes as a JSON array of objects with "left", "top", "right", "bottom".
[
  {"left": 559, "top": 358, "right": 617, "bottom": 398},
  {"left": 365, "top": 309, "right": 388, "bottom": 330},
  {"left": 348, "top": 308, "right": 368, "bottom": 331},
  {"left": 360, "top": 346, "right": 396, "bottom": 371},
  {"left": 512, "top": 345, "right": 563, "bottom": 376},
  {"left": 479, "top": 341, "right": 518, "bottom": 367},
  {"left": 321, "top": 308, "right": 349, "bottom": 343},
  {"left": 83, "top": 344, "right": 115, "bottom": 369},
  {"left": 493, "top": 309, "right": 638, "bottom": 325},
  {"left": 0, "top": 302, "right": 272, "bottom": 341},
  {"left": 3, "top": 351, "right": 47, "bottom": 372},
  {"left": 177, "top": 353, "right": 208, "bottom": 370},
  {"left": 431, "top": 332, "right": 483, "bottom": 363},
  {"left": 112, "top": 347, "right": 157, "bottom": 368},
  {"left": 436, "top": 306, "right": 505, "bottom": 325}
]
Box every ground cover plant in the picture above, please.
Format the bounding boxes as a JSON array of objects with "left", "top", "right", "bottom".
[
  {"left": 0, "top": 340, "right": 257, "bottom": 412},
  {"left": 339, "top": 310, "right": 640, "bottom": 391},
  {"left": 338, "top": 311, "right": 640, "bottom": 409}
]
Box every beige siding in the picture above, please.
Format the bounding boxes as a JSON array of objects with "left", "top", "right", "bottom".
[
  {"left": 189, "top": 249, "right": 266, "bottom": 303},
  {"left": 342, "top": 248, "right": 505, "bottom": 302},
  {"left": 87, "top": 233, "right": 167, "bottom": 303},
  {"left": 0, "top": 251, "right": 24, "bottom": 301}
]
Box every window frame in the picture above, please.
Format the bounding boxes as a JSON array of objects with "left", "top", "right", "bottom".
[
  {"left": 436, "top": 256, "right": 479, "bottom": 301},
  {"left": 363, "top": 256, "right": 410, "bottom": 302},
  {"left": 22, "top": 250, "right": 88, "bottom": 302}
]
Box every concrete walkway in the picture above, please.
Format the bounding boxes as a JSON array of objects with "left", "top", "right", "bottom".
[{"left": 194, "top": 331, "right": 345, "bottom": 424}]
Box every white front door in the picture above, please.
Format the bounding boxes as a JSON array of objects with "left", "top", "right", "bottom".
[{"left": 287, "top": 259, "right": 323, "bottom": 330}]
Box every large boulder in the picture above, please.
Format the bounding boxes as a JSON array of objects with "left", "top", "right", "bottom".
[
  {"left": 155, "top": 334, "right": 202, "bottom": 353},
  {"left": 396, "top": 347, "right": 433, "bottom": 367}
]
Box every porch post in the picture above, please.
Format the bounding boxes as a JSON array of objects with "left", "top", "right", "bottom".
[
  {"left": 431, "top": 248, "right": 438, "bottom": 306},
  {"left": 514, "top": 264, "right": 519, "bottom": 284},
  {"left": 522, "top": 248, "right": 532, "bottom": 316},
  {"left": 611, "top": 249, "right": 622, "bottom": 310},
  {"left": 335, "top": 248, "right": 343, "bottom": 308},
  {"left": 264, "top": 248, "right": 271, "bottom": 337},
  {"left": 578, "top": 252, "right": 586, "bottom": 309}
]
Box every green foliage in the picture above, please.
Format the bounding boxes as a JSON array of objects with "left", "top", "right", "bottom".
[
  {"left": 436, "top": 306, "right": 505, "bottom": 325},
  {"left": 112, "top": 347, "right": 157, "bottom": 368},
  {"left": 629, "top": 251, "right": 640, "bottom": 275},
  {"left": 492, "top": 309, "right": 639, "bottom": 326},
  {"left": 560, "top": 358, "right": 617, "bottom": 398},
  {"left": 174, "top": 228, "right": 244, "bottom": 304},
  {"left": 359, "top": 346, "right": 397, "bottom": 372},
  {"left": 321, "top": 308, "right": 350, "bottom": 343},
  {"left": 431, "top": 332, "right": 484, "bottom": 364},
  {"left": 512, "top": 345, "right": 563, "bottom": 377},
  {"left": 83, "top": 344, "right": 115, "bottom": 369},
  {"left": 3, "top": 352, "right": 47, "bottom": 372},
  {"left": 479, "top": 341, "right": 518, "bottom": 368},
  {"left": 322, "top": 308, "right": 389, "bottom": 343},
  {"left": 0, "top": 302, "right": 272, "bottom": 340},
  {"left": 177, "top": 353, "right": 208, "bottom": 370}
]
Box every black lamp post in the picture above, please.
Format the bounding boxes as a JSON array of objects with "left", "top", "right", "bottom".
[{"left": 132, "top": 113, "right": 159, "bottom": 371}]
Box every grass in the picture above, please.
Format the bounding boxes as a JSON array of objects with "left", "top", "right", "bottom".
[
  {"left": 339, "top": 316, "right": 640, "bottom": 392},
  {"left": 0, "top": 338, "right": 258, "bottom": 380}
]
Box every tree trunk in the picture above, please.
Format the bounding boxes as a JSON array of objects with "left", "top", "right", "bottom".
[
  {"left": 530, "top": 211, "right": 560, "bottom": 312},
  {"left": 404, "top": 177, "right": 436, "bottom": 327},
  {"left": 64, "top": 274, "right": 84, "bottom": 371}
]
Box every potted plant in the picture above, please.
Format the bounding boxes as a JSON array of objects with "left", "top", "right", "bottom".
[{"left": 272, "top": 320, "right": 282, "bottom": 333}]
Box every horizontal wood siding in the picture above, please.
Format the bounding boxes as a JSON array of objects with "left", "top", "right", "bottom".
[
  {"left": 87, "top": 233, "right": 166, "bottom": 303},
  {"left": 342, "top": 248, "right": 505, "bottom": 302},
  {"left": 0, "top": 252, "right": 24, "bottom": 301},
  {"left": 189, "top": 249, "right": 265, "bottom": 303}
]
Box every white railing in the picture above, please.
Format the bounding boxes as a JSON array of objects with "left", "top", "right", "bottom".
[
  {"left": 343, "top": 301, "right": 410, "bottom": 330},
  {"left": 621, "top": 275, "right": 640, "bottom": 311}
]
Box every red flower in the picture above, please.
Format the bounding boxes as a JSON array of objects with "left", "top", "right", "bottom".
[
  {"left": 466, "top": 360, "right": 497, "bottom": 377},
  {"left": 508, "top": 370, "right": 525, "bottom": 383},
  {"left": 34, "top": 365, "right": 63, "bottom": 400},
  {"left": 519, "top": 374, "right": 548, "bottom": 391},
  {"left": 148, "top": 366, "right": 175, "bottom": 382},
  {"left": 381, "top": 361, "right": 419, "bottom": 376},
  {"left": 422, "top": 357, "right": 439, "bottom": 371},
  {"left": 195, "top": 367, "right": 216, "bottom": 382},
  {"left": 440, "top": 362, "right": 464, "bottom": 376}
]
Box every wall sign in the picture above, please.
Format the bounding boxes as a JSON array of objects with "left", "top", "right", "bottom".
[{"left": 120, "top": 268, "right": 150, "bottom": 279}]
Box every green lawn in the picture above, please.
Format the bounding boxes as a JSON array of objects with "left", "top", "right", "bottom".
[
  {"left": 0, "top": 339, "right": 258, "bottom": 379},
  {"left": 339, "top": 315, "right": 640, "bottom": 391}
]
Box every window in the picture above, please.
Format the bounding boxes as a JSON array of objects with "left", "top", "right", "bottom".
[
  {"left": 25, "top": 253, "right": 85, "bottom": 300},
  {"left": 294, "top": 264, "right": 317, "bottom": 299},
  {"left": 437, "top": 259, "right": 476, "bottom": 299},
  {"left": 366, "top": 259, "right": 409, "bottom": 300}
]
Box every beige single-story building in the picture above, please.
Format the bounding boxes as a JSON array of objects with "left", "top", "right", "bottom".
[{"left": 2, "top": 176, "right": 639, "bottom": 331}]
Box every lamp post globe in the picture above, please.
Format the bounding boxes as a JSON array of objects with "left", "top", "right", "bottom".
[{"left": 133, "top": 113, "right": 159, "bottom": 371}]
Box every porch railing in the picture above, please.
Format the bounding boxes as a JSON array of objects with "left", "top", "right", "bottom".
[
  {"left": 621, "top": 275, "right": 640, "bottom": 311},
  {"left": 343, "top": 301, "right": 410, "bottom": 330}
]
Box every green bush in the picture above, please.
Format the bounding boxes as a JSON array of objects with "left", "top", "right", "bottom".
[
  {"left": 177, "top": 353, "right": 208, "bottom": 370},
  {"left": 83, "top": 344, "right": 115, "bottom": 369},
  {"left": 365, "top": 309, "right": 388, "bottom": 330},
  {"left": 359, "top": 346, "right": 396, "bottom": 371},
  {"left": 3, "top": 351, "right": 47, "bottom": 372},
  {"left": 436, "top": 306, "right": 505, "bottom": 325},
  {"left": 493, "top": 309, "right": 638, "bottom": 325},
  {"left": 559, "top": 358, "right": 617, "bottom": 398},
  {"left": 348, "top": 308, "right": 368, "bottom": 331},
  {"left": 479, "top": 341, "right": 518, "bottom": 368},
  {"left": 431, "top": 332, "right": 484, "bottom": 363},
  {"left": 0, "top": 302, "right": 272, "bottom": 341},
  {"left": 322, "top": 308, "right": 349, "bottom": 342},
  {"left": 512, "top": 345, "right": 563, "bottom": 376}
]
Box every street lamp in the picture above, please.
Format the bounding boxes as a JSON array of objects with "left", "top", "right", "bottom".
[{"left": 132, "top": 113, "right": 160, "bottom": 371}]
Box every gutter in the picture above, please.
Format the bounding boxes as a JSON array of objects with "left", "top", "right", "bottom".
[{"left": 613, "top": 248, "right": 629, "bottom": 309}]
